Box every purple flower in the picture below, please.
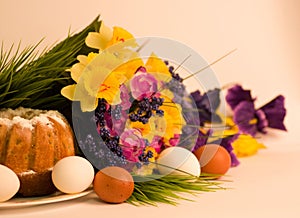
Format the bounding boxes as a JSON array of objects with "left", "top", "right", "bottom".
[
  {"left": 226, "top": 85, "right": 254, "bottom": 110},
  {"left": 229, "top": 152, "right": 240, "bottom": 167},
  {"left": 215, "top": 135, "right": 240, "bottom": 167},
  {"left": 192, "top": 129, "right": 213, "bottom": 152},
  {"left": 130, "top": 70, "right": 158, "bottom": 100},
  {"left": 233, "top": 101, "right": 258, "bottom": 136},
  {"left": 259, "top": 95, "right": 287, "bottom": 131},
  {"left": 190, "top": 88, "right": 222, "bottom": 125},
  {"left": 226, "top": 85, "right": 287, "bottom": 135},
  {"left": 233, "top": 95, "right": 287, "bottom": 136},
  {"left": 120, "top": 128, "right": 146, "bottom": 162}
]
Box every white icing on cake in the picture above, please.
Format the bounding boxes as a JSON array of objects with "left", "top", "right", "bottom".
[
  {"left": 0, "top": 107, "right": 68, "bottom": 130},
  {"left": 31, "top": 114, "right": 53, "bottom": 129},
  {"left": 19, "top": 168, "right": 53, "bottom": 176},
  {"left": 0, "top": 118, "right": 13, "bottom": 128},
  {"left": 12, "top": 116, "right": 34, "bottom": 131},
  {"left": 46, "top": 111, "right": 66, "bottom": 127},
  {"left": 19, "top": 170, "right": 36, "bottom": 176}
]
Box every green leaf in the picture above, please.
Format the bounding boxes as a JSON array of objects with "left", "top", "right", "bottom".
[
  {"left": 0, "top": 15, "right": 101, "bottom": 117},
  {"left": 126, "top": 174, "right": 227, "bottom": 206}
]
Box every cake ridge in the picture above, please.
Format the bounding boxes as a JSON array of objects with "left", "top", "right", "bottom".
[{"left": 0, "top": 107, "right": 75, "bottom": 196}]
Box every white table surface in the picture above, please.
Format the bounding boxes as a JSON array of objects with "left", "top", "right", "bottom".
[
  {"left": 1, "top": 145, "right": 300, "bottom": 218},
  {"left": 1, "top": 0, "right": 300, "bottom": 217}
]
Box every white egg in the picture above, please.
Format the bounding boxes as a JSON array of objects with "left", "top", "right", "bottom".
[
  {"left": 0, "top": 164, "right": 20, "bottom": 202},
  {"left": 52, "top": 156, "right": 94, "bottom": 194},
  {"left": 156, "top": 147, "right": 201, "bottom": 177}
]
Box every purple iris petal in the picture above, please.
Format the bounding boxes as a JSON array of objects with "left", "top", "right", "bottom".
[
  {"left": 226, "top": 85, "right": 254, "bottom": 110},
  {"left": 190, "top": 89, "right": 222, "bottom": 124},
  {"left": 229, "top": 152, "right": 240, "bottom": 167},
  {"left": 200, "top": 88, "right": 221, "bottom": 112},
  {"left": 233, "top": 101, "right": 257, "bottom": 136},
  {"left": 259, "top": 95, "right": 287, "bottom": 131},
  {"left": 192, "top": 129, "right": 213, "bottom": 152},
  {"left": 255, "top": 109, "right": 268, "bottom": 133},
  {"left": 219, "top": 134, "right": 238, "bottom": 152}
]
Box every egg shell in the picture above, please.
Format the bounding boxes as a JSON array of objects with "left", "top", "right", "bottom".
[
  {"left": 193, "top": 144, "right": 231, "bottom": 176},
  {"left": 0, "top": 164, "right": 20, "bottom": 202},
  {"left": 93, "top": 166, "right": 134, "bottom": 204},
  {"left": 156, "top": 147, "right": 201, "bottom": 177},
  {"left": 52, "top": 156, "right": 94, "bottom": 194}
]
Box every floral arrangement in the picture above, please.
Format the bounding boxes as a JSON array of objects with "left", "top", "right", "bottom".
[
  {"left": 61, "top": 20, "right": 286, "bottom": 171},
  {"left": 0, "top": 16, "right": 287, "bottom": 205}
]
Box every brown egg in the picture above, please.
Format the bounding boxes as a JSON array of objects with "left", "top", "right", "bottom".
[
  {"left": 93, "top": 166, "right": 134, "bottom": 203},
  {"left": 193, "top": 144, "right": 231, "bottom": 176}
]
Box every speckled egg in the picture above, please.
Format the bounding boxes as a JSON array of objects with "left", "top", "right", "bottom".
[
  {"left": 93, "top": 166, "right": 134, "bottom": 203},
  {"left": 193, "top": 144, "right": 231, "bottom": 176}
]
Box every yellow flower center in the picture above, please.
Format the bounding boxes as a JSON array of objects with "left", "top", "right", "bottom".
[{"left": 249, "top": 118, "right": 257, "bottom": 125}]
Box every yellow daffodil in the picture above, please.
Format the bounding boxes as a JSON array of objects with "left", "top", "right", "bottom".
[
  {"left": 220, "top": 117, "right": 266, "bottom": 157},
  {"left": 61, "top": 52, "right": 97, "bottom": 101},
  {"left": 129, "top": 119, "right": 151, "bottom": 137},
  {"left": 85, "top": 23, "right": 136, "bottom": 51},
  {"left": 85, "top": 22, "right": 113, "bottom": 50},
  {"left": 232, "top": 134, "right": 266, "bottom": 157},
  {"left": 113, "top": 56, "right": 144, "bottom": 80},
  {"left": 96, "top": 71, "right": 127, "bottom": 104},
  {"left": 145, "top": 53, "right": 170, "bottom": 76},
  {"left": 127, "top": 95, "right": 185, "bottom": 146},
  {"left": 61, "top": 23, "right": 140, "bottom": 111},
  {"left": 107, "top": 26, "right": 136, "bottom": 47},
  {"left": 211, "top": 117, "right": 239, "bottom": 141},
  {"left": 226, "top": 117, "right": 239, "bottom": 130},
  {"left": 158, "top": 98, "right": 186, "bottom": 146},
  {"left": 145, "top": 53, "right": 174, "bottom": 99}
]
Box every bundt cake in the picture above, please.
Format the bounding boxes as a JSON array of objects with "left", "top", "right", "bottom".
[{"left": 0, "top": 107, "right": 75, "bottom": 197}]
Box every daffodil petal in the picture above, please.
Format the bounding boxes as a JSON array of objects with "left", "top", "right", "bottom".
[
  {"left": 85, "top": 32, "right": 108, "bottom": 50},
  {"left": 70, "top": 63, "right": 85, "bottom": 83},
  {"left": 97, "top": 85, "right": 121, "bottom": 105},
  {"left": 61, "top": 85, "right": 76, "bottom": 101},
  {"left": 80, "top": 94, "right": 98, "bottom": 112},
  {"left": 145, "top": 53, "right": 170, "bottom": 75},
  {"left": 232, "top": 134, "right": 266, "bottom": 157},
  {"left": 113, "top": 57, "right": 144, "bottom": 79},
  {"left": 99, "top": 22, "right": 113, "bottom": 42},
  {"left": 106, "top": 26, "right": 137, "bottom": 48},
  {"left": 77, "top": 55, "right": 88, "bottom": 66}
]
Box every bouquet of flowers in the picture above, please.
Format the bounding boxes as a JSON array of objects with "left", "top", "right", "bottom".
[
  {"left": 0, "top": 16, "right": 287, "bottom": 205},
  {"left": 61, "top": 21, "right": 286, "bottom": 172}
]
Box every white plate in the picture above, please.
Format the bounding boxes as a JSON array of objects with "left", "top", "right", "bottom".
[{"left": 0, "top": 188, "right": 93, "bottom": 209}]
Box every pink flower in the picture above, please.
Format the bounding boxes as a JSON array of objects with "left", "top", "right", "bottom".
[
  {"left": 109, "top": 110, "right": 127, "bottom": 136},
  {"left": 120, "top": 128, "right": 146, "bottom": 162},
  {"left": 120, "top": 84, "right": 131, "bottom": 110},
  {"left": 169, "top": 134, "right": 181, "bottom": 146},
  {"left": 150, "top": 136, "right": 164, "bottom": 154},
  {"left": 130, "top": 69, "right": 158, "bottom": 100}
]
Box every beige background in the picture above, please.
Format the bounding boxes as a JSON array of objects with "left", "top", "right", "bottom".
[
  {"left": 1, "top": 1, "right": 300, "bottom": 217},
  {"left": 1, "top": 0, "right": 299, "bottom": 146}
]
